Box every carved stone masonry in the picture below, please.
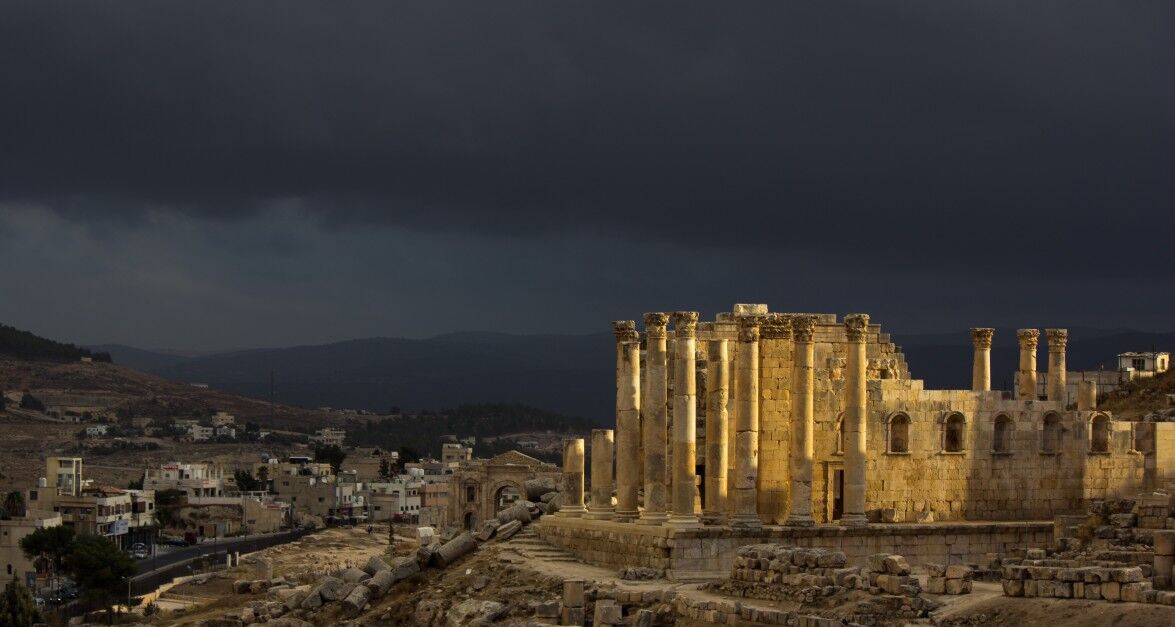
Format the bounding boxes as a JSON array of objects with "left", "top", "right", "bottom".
[
  {"left": 791, "top": 315, "right": 817, "bottom": 343},
  {"left": 613, "top": 320, "right": 639, "bottom": 343},
  {"left": 759, "top": 313, "right": 792, "bottom": 340},
  {"left": 672, "top": 311, "right": 699, "bottom": 338},
  {"left": 971, "top": 328, "right": 994, "bottom": 349},
  {"left": 737, "top": 315, "right": 761, "bottom": 343},
  {"left": 643, "top": 312, "right": 669, "bottom": 339},
  {"left": 1046, "top": 328, "right": 1069, "bottom": 350},
  {"left": 1017, "top": 328, "right": 1040, "bottom": 349},
  {"left": 844, "top": 313, "right": 869, "bottom": 342}
]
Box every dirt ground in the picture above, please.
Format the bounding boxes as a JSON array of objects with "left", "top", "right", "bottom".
[{"left": 136, "top": 523, "right": 1175, "bottom": 627}]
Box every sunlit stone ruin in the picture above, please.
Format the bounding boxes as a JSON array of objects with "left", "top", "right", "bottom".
[{"left": 530, "top": 304, "right": 1175, "bottom": 618}]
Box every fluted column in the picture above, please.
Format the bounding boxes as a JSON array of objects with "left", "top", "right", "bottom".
[
  {"left": 842, "top": 313, "right": 869, "bottom": 527},
  {"left": 557, "top": 438, "right": 586, "bottom": 517},
  {"left": 730, "top": 315, "right": 762, "bottom": 528},
  {"left": 971, "top": 328, "right": 994, "bottom": 392},
  {"left": 785, "top": 314, "right": 816, "bottom": 527},
  {"left": 1047, "top": 328, "right": 1069, "bottom": 404},
  {"left": 666, "top": 311, "right": 701, "bottom": 528},
  {"left": 613, "top": 320, "right": 641, "bottom": 522},
  {"left": 638, "top": 313, "right": 669, "bottom": 525},
  {"left": 585, "top": 429, "right": 615, "bottom": 519},
  {"left": 703, "top": 337, "right": 729, "bottom": 524},
  {"left": 1017, "top": 329, "right": 1040, "bottom": 400}
]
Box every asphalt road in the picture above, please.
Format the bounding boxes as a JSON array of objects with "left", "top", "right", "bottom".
[{"left": 131, "top": 530, "right": 302, "bottom": 580}]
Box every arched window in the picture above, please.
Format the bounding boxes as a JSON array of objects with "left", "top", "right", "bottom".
[
  {"left": 1089, "top": 414, "right": 1110, "bottom": 453},
  {"left": 888, "top": 413, "right": 910, "bottom": 453},
  {"left": 1041, "top": 413, "right": 1062, "bottom": 454},
  {"left": 942, "top": 412, "right": 966, "bottom": 453},
  {"left": 835, "top": 413, "right": 845, "bottom": 455},
  {"left": 992, "top": 414, "right": 1013, "bottom": 453}
]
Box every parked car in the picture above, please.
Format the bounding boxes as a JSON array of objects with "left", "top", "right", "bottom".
[{"left": 130, "top": 542, "right": 148, "bottom": 559}]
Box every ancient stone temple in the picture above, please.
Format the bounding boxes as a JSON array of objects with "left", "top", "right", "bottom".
[{"left": 537, "top": 305, "right": 1175, "bottom": 578}]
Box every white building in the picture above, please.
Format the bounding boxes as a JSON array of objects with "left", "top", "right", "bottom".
[
  {"left": 210, "top": 411, "right": 236, "bottom": 427},
  {"left": 1119, "top": 351, "right": 1170, "bottom": 379},
  {"left": 187, "top": 424, "right": 214, "bottom": 441},
  {"left": 215, "top": 425, "right": 237, "bottom": 439},
  {"left": 144, "top": 462, "right": 227, "bottom": 498},
  {"left": 85, "top": 424, "right": 109, "bottom": 437}
]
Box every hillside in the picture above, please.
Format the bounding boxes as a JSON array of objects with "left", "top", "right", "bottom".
[
  {"left": 1099, "top": 368, "right": 1175, "bottom": 417},
  {"left": 0, "top": 322, "right": 111, "bottom": 363},
  {"left": 0, "top": 358, "right": 339, "bottom": 432},
  {"left": 148, "top": 332, "right": 616, "bottom": 422},
  {"left": 108, "top": 327, "right": 1173, "bottom": 420}
]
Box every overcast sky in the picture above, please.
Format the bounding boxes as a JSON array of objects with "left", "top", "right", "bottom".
[{"left": 0, "top": 1, "right": 1171, "bottom": 350}]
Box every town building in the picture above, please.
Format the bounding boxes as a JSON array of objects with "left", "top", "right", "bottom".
[
  {"left": 310, "top": 427, "right": 346, "bottom": 448},
  {"left": 25, "top": 458, "right": 156, "bottom": 551},
  {"left": 1119, "top": 351, "right": 1170, "bottom": 378},
  {"left": 84, "top": 424, "right": 109, "bottom": 437},
  {"left": 210, "top": 411, "right": 236, "bottom": 427},
  {"left": 143, "top": 462, "right": 228, "bottom": 499},
  {"left": 187, "top": 424, "right": 214, "bottom": 441},
  {"left": 1, "top": 513, "right": 63, "bottom": 589},
  {"left": 441, "top": 442, "right": 473, "bottom": 467}
]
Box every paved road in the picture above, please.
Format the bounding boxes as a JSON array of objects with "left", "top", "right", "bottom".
[{"left": 131, "top": 530, "right": 303, "bottom": 580}]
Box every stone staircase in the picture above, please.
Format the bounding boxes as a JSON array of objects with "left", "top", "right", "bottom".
[{"left": 507, "top": 526, "right": 581, "bottom": 563}]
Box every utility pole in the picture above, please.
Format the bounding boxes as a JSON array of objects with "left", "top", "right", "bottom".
[{"left": 270, "top": 369, "right": 276, "bottom": 422}]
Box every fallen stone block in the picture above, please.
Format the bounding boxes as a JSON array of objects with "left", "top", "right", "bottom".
[
  {"left": 363, "top": 555, "right": 390, "bottom": 575},
  {"left": 340, "top": 583, "right": 371, "bottom": 617},
  {"left": 496, "top": 519, "right": 523, "bottom": 541},
  {"left": 446, "top": 599, "right": 507, "bottom": 627},
  {"left": 945, "top": 564, "right": 973, "bottom": 580},
  {"left": 340, "top": 567, "right": 369, "bottom": 584},
  {"left": 883, "top": 555, "right": 911, "bottom": 576},
  {"left": 430, "top": 531, "right": 478, "bottom": 568}
]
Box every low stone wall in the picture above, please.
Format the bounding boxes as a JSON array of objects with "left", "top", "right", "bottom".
[
  {"left": 536, "top": 517, "right": 1053, "bottom": 578},
  {"left": 1000, "top": 560, "right": 1164, "bottom": 603}
]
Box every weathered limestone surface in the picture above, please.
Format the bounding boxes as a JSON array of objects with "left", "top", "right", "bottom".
[
  {"left": 1017, "top": 329, "right": 1039, "bottom": 401},
  {"left": 667, "top": 311, "right": 701, "bottom": 528},
  {"left": 586, "top": 428, "right": 615, "bottom": 520},
  {"left": 703, "top": 337, "right": 729, "bottom": 524},
  {"left": 1078, "top": 380, "right": 1098, "bottom": 411},
  {"left": 639, "top": 312, "right": 670, "bottom": 526},
  {"left": 730, "top": 315, "right": 761, "bottom": 528},
  {"left": 613, "top": 320, "right": 641, "bottom": 522},
  {"left": 971, "top": 328, "right": 993, "bottom": 392},
  {"left": 842, "top": 314, "right": 869, "bottom": 527},
  {"left": 786, "top": 315, "right": 816, "bottom": 527},
  {"left": 757, "top": 313, "right": 792, "bottom": 525},
  {"left": 557, "top": 438, "right": 586, "bottom": 517},
  {"left": 1047, "top": 328, "right": 1069, "bottom": 404}
]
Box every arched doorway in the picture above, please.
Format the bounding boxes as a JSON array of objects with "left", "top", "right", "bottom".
[
  {"left": 494, "top": 483, "right": 522, "bottom": 511},
  {"left": 463, "top": 511, "right": 476, "bottom": 530}
]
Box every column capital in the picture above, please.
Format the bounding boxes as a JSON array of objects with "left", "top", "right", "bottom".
[
  {"left": 1046, "top": 328, "right": 1069, "bottom": 349},
  {"left": 643, "top": 312, "right": 669, "bottom": 339},
  {"left": 970, "top": 328, "right": 995, "bottom": 349},
  {"left": 1017, "top": 328, "right": 1040, "bottom": 349},
  {"left": 792, "top": 314, "right": 817, "bottom": 343},
  {"left": 672, "top": 311, "right": 699, "bottom": 339},
  {"left": 844, "top": 314, "right": 870, "bottom": 342},
  {"left": 759, "top": 313, "right": 792, "bottom": 340},
  {"left": 736, "top": 314, "right": 761, "bottom": 342},
  {"left": 612, "top": 320, "right": 639, "bottom": 343}
]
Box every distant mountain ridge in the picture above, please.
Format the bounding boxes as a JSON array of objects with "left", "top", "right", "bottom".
[
  {"left": 88, "top": 326, "right": 1175, "bottom": 421},
  {"left": 1, "top": 323, "right": 111, "bottom": 363}
]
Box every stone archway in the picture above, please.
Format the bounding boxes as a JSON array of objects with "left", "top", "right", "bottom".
[{"left": 463, "top": 510, "right": 477, "bottom": 530}]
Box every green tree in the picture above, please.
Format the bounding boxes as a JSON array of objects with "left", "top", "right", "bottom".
[
  {"left": 19, "top": 525, "right": 75, "bottom": 592},
  {"left": 234, "top": 469, "right": 259, "bottom": 492},
  {"left": 1, "top": 491, "right": 25, "bottom": 518},
  {"left": 18, "top": 393, "right": 44, "bottom": 412},
  {"left": 0, "top": 576, "right": 41, "bottom": 627},
  {"left": 377, "top": 457, "right": 392, "bottom": 480},
  {"left": 64, "top": 535, "right": 137, "bottom": 623},
  {"left": 314, "top": 445, "right": 347, "bottom": 474}
]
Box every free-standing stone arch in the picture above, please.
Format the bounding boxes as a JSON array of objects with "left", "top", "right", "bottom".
[{"left": 445, "top": 450, "right": 561, "bottom": 530}]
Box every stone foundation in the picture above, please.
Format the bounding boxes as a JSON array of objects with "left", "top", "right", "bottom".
[{"left": 536, "top": 516, "right": 1053, "bottom": 579}]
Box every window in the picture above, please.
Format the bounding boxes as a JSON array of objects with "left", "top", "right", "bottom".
[
  {"left": 1132, "top": 358, "right": 1146, "bottom": 370},
  {"left": 992, "top": 415, "right": 1013, "bottom": 453},
  {"left": 887, "top": 413, "right": 910, "bottom": 453},
  {"left": 943, "top": 413, "right": 965, "bottom": 453},
  {"left": 466, "top": 486, "right": 476, "bottom": 503},
  {"left": 1090, "top": 414, "right": 1110, "bottom": 453},
  {"left": 1042, "top": 413, "right": 1062, "bottom": 454}
]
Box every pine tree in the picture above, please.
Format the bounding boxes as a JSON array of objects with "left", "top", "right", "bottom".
[{"left": 0, "top": 576, "right": 41, "bottom": 627}]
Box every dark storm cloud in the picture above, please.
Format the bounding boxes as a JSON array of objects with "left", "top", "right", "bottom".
[{"left": 1, "top": 1, "right": 1173, "bottom": 278}]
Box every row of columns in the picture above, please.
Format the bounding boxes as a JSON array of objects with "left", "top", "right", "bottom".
[
  {"left": 968, "top": 328, "right": 1071, "bottom": 403},
  {"left": 561, "top": 311, "right": 870, "bottom": 527}
]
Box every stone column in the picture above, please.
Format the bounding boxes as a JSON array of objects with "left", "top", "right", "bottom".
[
  {"left": 613, "top": 320, "right": 641, "bottom": 522},
  {"left": 638, "top": 312, "right": 669, "bottom": 526},
  {"left": 1046, "top": 328, "right": 1069, "bottom": 404},
  {"left": 970, "top": 328, "right": 994, "bottom": 392},
  {"left": 703, "top": 337, "right": 729, "bottom": 524},
  {"left": 785, "top": 314, "right": 816, "bottom": 527},
  {"left": 558, "top": 438, "right": 586, "bottom": 517},
  {"left": 1078, "top": 380, "right": 1097, "bottom": 411},
  {"left": 586, "top": 429, "right": 615, "bottom": 519},
  {"left": 730, "top": 315, "right": 762, "bottom": 528},
  {"left": 842, "top": 313, "right": 870, "bottom": 527},
  {"left": 1017, "top": 329, "right": 1040, "bottom": 400},
  {"left": 667, "top": 311, "right": 701, "bottom": 527}
]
